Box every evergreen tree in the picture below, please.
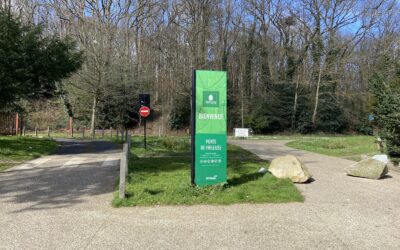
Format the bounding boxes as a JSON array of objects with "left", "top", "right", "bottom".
[
  {"left": 369, "top": 57, "right": 400, "bottom": 161},
  {"left": 0, "top": 9, "right": 82, "bottom": 109}
]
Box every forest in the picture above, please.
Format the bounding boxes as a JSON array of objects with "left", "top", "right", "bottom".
[{"left": 1, "top": 0, "right": 400, "bottom": 136}]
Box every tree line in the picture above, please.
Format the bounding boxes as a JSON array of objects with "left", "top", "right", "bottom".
[{"left": 1, "top": 0, "right": 399, "bottom": 138}]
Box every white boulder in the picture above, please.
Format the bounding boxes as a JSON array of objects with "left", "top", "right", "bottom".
[
  {"left": 268, "top": 155, "right": 312, "bottom": 183},
  {"left": 371, "top": 154, "right": 389, "bottom": 164}
]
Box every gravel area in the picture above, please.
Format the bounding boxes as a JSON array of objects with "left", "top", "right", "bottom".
[{"left": 1, "top": 139, "right": 399, "bottom": 249}]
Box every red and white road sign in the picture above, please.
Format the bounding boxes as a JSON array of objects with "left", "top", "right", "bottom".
[{"left": 139, "top": 106, "right": 150, "bottom": 118}]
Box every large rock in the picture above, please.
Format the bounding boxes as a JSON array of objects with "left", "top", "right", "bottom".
[
  {"left": 345, "top": 158, "right": 388, "bottom": 179},
  {"left": 268, "top": 155, "right": 312, "bottom": 183}
]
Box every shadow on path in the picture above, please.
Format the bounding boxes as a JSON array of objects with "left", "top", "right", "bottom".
[
  {"left": 54, "top": 139, "right": 121, "bottom": 155},
  {"left": 0, "top": 140, "right": 120, "bottom": 213}
]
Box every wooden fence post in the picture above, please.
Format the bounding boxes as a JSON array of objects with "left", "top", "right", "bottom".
[
  {"left": 119, "top": 143, "right": 129, "bottom": 199},
  {"left": 15, "top": 113, "right": 19, "bottom": 136},
  {"left": 82, "top": 127, "right": 85, "bottom": 138},
  {"left": 66, "top": 120, "right": 68, "bottom": 137},
  {"left": 35, "top": 126, "right": 38, "bottom": 137},
  {"left": 69, "top": 117, "right": 73, "bottom": 138},
  {"left": 47, "top": 126, "right": 50, "bottom": 137}
]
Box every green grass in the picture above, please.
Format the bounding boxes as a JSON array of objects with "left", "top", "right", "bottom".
[
  {"left": 113, "top": 137, "right": 303, "bottom": 206},
  {"left": 0, "top": 136, "right": 58, "bottom": 171},
  {"left": 230, "top": 134, "right": 380, "bottom": 161},
  {"left": 230, "top": 133, "right": 353, "bottom": 141},
  {"left": 286, "top": 136, "right": 379, "bottom": 161},
  {"left": 23, "top": 131, "right": 123, "bottom": 141}
]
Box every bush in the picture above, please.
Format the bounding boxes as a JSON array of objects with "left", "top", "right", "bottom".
[
  {"left": 369, "top": 56, "right": 400, "bottom": 160},
  {"left": 354, "top": 120, "right": 373, "bottom": 135},
  {"left": 315, "top": 86, "right": 347, "bottom": 133},
  {"left": 169, "top": 94, "right": 191, "bottom": 130},
  {"left": 161, "top": 137, "right": 190, "bottom": 151}
]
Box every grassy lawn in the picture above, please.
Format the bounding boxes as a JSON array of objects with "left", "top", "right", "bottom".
[
  {"left": 0, "top": 136, "right": 58, "bottom": 171},
  {"left": 113, "top": 137, "right": 303, "bottom": 206},
  {"left": 285, "top": 136, "right": 379, "bottom": 161},
  {"left": 23, "top": 131, "right": 125, "bottom": 141},
  {"left": 230, "top": 134, "right": 379, "bottom": 161}
]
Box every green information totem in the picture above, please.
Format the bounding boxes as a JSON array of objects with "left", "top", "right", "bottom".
[{"left": 191, "top": 70, "right": 227, "bottom": 186}]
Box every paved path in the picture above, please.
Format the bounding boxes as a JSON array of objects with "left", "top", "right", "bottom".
[
  {"left": 229, "top": 140, "right": 400, "bottom": 249},
  {"left": 1, "top": 139, "right": 400, "bottom": 249}
]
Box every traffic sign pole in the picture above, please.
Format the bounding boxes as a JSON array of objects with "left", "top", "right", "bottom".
[
  {"left": 144, "top": 118, "right": 147, "bottom": 149},
  {"left": 139, "top": 106, "right": 150, "bottom": 150}
]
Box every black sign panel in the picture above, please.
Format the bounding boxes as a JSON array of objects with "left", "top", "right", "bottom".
[{"left": 139, "top": 94, "right": 150, "bottom": 108}]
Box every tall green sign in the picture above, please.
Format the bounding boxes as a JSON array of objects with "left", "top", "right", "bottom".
[{"left": 191, "top": 70, "right": 227, "bottom": 186}]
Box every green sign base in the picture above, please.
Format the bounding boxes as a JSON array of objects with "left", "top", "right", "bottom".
[{"left": 195, "top": 134, "right": 227, "bottom": 186}]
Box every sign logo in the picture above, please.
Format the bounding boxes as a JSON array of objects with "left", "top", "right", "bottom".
[{"left": 203, "top": 91, "right": 219, "bottom": 107}]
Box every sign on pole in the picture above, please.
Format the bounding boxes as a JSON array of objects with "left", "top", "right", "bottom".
[
  {"left": 191, "top": 70, "right": 227, "bottom": 186},
  {"left": 139, "top": 94, "right": 151, "bottom": 149},
  {"left": 139, "top": 105, "right": 150, "bottom": 149},
  {"left": 234, "top": 128, "right": 249, "bottom": 138},
  {"left": 139, "top": 94, "right": 150, "bottom": 108},
  {"left": 368, "top": 114, "right": 375, "bottom": 122}
]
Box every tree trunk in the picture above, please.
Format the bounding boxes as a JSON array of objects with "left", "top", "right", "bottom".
[
  {"left": 90, "top": 95, "right": 97, "bottom": 138},
  {"left": 291, "top": 74, "right": 300, "bottom": 130},
  {"left": 241, "top": 87, "right": 244, "bottom": 128},
  {"left": 240, "top": 71, "right": 244, "bottom": 128},
  {"left": 312, "top": 65, "right": 323, "bottom": 127}
]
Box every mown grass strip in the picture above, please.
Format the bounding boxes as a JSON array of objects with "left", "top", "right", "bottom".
[
  {"left": 0, "top": 136, "right": 58, "bottom": 171},
  {"left": 286, "top": 136, "right": 379, "bottom": 161},
  {"left": 113, "top": 136, "right": 303, "bottom": 206}
]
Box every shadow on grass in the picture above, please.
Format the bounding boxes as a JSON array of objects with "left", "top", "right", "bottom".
[
  {"left": 228, "top": 172, "right": 265, "bottom": 186},
  {"left": 129, "top": 155, "right": 190, "bottom": 174},
  {"left": 128, "top": 150, "right": 270, "bottom": 189},
  {"left": 144, "top": 188, "right": 164, "bottom": 195},
  {"left": 129, "top": 152, "right": 264, "bottom": 176}
]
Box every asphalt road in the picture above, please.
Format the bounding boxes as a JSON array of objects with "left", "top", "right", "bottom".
[{"left": 1, "top": 139, "right": 399, "bottom": 249}]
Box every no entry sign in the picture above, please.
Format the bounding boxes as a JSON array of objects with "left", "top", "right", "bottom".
[{"left": 139, "top": 106, "right": 150, "bottom": 118}]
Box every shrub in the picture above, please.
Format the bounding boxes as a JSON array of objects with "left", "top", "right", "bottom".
[
  {"left": 169, "top": 94, "right": 191, "bottom": 130},
  {"left": 369, "top": 56, "right": 400, "bottom": 161},
  {"left": 161, "top": 137, "right": 190, "bottom": 151}
]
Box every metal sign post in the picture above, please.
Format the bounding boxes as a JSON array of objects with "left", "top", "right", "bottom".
[
  {"left": 144, "top": 118, "right": 147, "bottom": 149},
  {"left": 139, "top": 105, "right": 150, "bottom": 150}
]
